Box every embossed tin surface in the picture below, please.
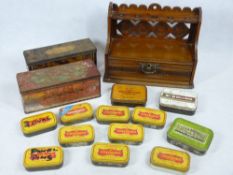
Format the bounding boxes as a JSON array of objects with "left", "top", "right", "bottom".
[
  {"left": 91, "top": 142, "right": 129, "bottom": 167},
  {"left": 21, "top": 112, "right": 57, "bottom": 136},
  {"left": 23, "top": 146, "right": 63, "bottom": 170},
  {"left": 58, "top": 124, "right": 94, "bottom": 147},
  {"left": 160, "top": 88, "right": 197, "bottom": 115},
  {"left": 167, "top": 118, "right": 214, "bottom": 155},
  {"left": 108, "top": 123, "right": 144, "bottom": 144},
  {"left": 132, "top": 107, "right": 166, "bottom": 129},
  {"left": 60, "top": 103, "right": 93, "bottom": 124},
  {"left": 150, "top": 146, "right": 190, "bottom": 172},
  {"left": 17, "top": 59, "right": 101, "bottom": 113},
  {"left": 24, "top": 38, "right": 97, "bottom": 70},
  {"left": 96, "top": 105, "right": 130, "bottom": 124},
  {"left": 111, "top": 84, "right": 147, "bottom": 106}
]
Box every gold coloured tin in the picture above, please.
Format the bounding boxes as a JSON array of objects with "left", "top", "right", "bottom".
[
  {"left": 21, "top": 112, "right": 57, "bottom": 136},
  {"left": 111, "top": 84, "right": 147, "bottom": 107},
  {"left": 60, "top": 103, "right": 93, "bottom": 124},
  {"left": 132, "top": 107, "right": 166, "bottom": 129},
  {"left": 24, "top": 38, "right": 97, "bottom": 70},
  {"left": 96, "top": 105, "right": 130, "bottom": 124},
  {"left": 17, "top": 59, "right": 101, "bottom": 113},
  {"left": 58, "top": 124, "right": 95, "bottom": 147},
  {"left": 108, "top": 123, "right": 144, "bottom": 145},
  {"left": 91, "top": 142, "right": 129, "bottom": 167},
  {"left": 150, "top": 146, "right": 190, "bottom": 173},
  {"left": 23, "top": 146, "right": 63, "bottom": 171}
]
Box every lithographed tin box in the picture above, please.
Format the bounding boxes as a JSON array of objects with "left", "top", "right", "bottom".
[
  {"left": 17, "top": 59, "right": 101, "bottom": 113},
  {"left": 24, "top": 38, "right": 97, "bottom": 70}
]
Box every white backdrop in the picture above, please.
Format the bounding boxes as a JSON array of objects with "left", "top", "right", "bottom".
[{"left": 0, "top": 0, "right": 233, "bottom": 174}]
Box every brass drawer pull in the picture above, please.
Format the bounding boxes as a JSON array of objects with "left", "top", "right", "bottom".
[{"left": 140, "top": 63, "right": 159, "bottom": 74}]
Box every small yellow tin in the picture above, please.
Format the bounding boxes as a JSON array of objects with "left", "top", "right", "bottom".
[
  {"left": 108, "top": 123, "right": 144, "bottom": 144},
  {"left": 91, "top": 142, "right": 130, "bottom": 167},
  {"left": 60, "top": 103, "right": 93, "bottom": 124},
  {"left": 58, "top": 124, "right": 94, "bottom": 147},
  {"left": 96, "top": 105, "right": 130, "bottom": 124},
  {"left": 21, "top": 112, "right": 57, "bottom": 136},
  {"left": 23, "top": 146, "right": 63, "bottom": 170},
  {"left": 150, "top": 146, "right": 190, "bottom": 173},
  {"left": 132, "top": 107, "right": 167, "bottom": 129},
  {"left": 111, "top": 84, "right": 147, "bottom": 107}
]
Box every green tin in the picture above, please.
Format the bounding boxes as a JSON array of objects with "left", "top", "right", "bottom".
[{"left": 167, "top": 118, "right": 214, "bottom": 155}]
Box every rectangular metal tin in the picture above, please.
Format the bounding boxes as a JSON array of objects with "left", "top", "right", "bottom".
[
  {"left": 17, "top": 59, "right": 101, "bottom": 113},
  {"left": 24, "top": 38, "right": 97, "bottom": 70}
]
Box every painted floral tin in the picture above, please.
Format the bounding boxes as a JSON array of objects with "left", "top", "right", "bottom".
[
  {"left": 160, "top": 88, "right": 198, "bottom": 115},
  {"left": 95, "top": 105, "right": 130, "bottom": 124},
  {"left": 17, "top": 59, "right": 101, "bottom": 113},
  {"left": 111, "top": 84, "right": 147, "bottom": 107},
  {"left": 24, "top": 38, "right": 97, "bottom": 70},
  {"left": 20, "top": 112, "right": 57, "bottom": 136},
  {"left": 91, "top": 142, "right": 129, "bottom": 167},
  {"left": 132, "top": 107, "right": 167, "bottom": 129},
  {"left": 23, "top": 146, "right": 63, "bottom": 170},
  {"left": 167, "top": 118, "right": 214, "bottom": 155},
  {"left": 108, "top": 123, "right": 144, "bottom": 145},
  {"left": 60, "top": 103, "right": 93, "bottom": 124},
  {"left": 150, "top": 146, "right": 190, "bottom": 173},
  {"left": 58, "top": 124, "right": 94, "bottom": 147}
]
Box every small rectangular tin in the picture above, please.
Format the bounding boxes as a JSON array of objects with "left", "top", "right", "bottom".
[
  {"left": 17, "top": 59, "right": 101, "bottom": 113},
  {"left": 20, "top": 112, "right": 57, "bottom": 136},
  {"left": 23, "top": 146, "right": 63, "bottom": 171},
  {"left": 159, "top": 88, "right": 198, "bottom": 115},
  {"left": 108, "top": 123, "right": 144, "bottom": 145},
  {"left": 24, "top": 38, "right": 97, "bottom": 70},
  {"left": 150, "top": 146, "right": 190, "bottom": 173},
  {"left": 167, "top": 118, "right": 214, "bottom": 155},
  {"left": 58, "top": 124, "right": 94, "bottom": 147},
  {"left": 132, "top": 107, "right": 167, "bottom": 129},
  {"left": 96, "top": 105, "right": 130, "bottom": 124},
  {"left": 60, "top": 103, "right": 93, "bottom": 124},
  {"left": 91, "top": 142, "right": 129, "bottom": 167},
  {"left": 111, "top": 84, "right": 147, "bottom": 107}
]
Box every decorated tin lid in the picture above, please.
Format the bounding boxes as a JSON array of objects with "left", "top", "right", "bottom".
[
  {"left": 21, "top": 112, "right": 57, "bottom": 135},
  {"left": 91, "top": 142, "right": 129, "bottom": 166},
  {"left": 60, "top": 103, "right": 93, "bottom": 124},
  {"left": 160, "top": 88, "right": 197, "bottom": 113},
  {"left": 167, "top": 118, "right": 214, "bottom": 154},
  {"left": 132, "top": 107, "right": 166, "bottom": 128},
  {"left": 23, "top": 146, "right": 63, "bottom": 170},
  {"left": 17, "top": 59, "right": 100, "bottom": 93},
  {"left": 24, "top": 38, "right": 96, "bottom": 66},
  {"left": 58, "top": 124, "right": 94, "bottom": 146},
  {"left": 108, "top": 123, "right": 144, "bottom": 144},
  {"left": 96, "top": 105, "right": 130, "bottom": 123},
  {"left": 150, "top": 146, "right": 190, "bottom": 172},
  {"left": 111, "top": 84, "right": 147, "bottom": 106}
]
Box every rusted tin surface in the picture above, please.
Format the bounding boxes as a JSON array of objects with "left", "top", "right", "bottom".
[
  {"left": 17, "top": 59, "right": 101, "bottom": 113},
  {"left": 24, "top": 38, "right": 97, "bottom": 70}
]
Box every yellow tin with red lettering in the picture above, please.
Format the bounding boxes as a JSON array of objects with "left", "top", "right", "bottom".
[
  {"left": 132, "top": 107, "right": 167, "bottom": 129},
  {"left": 60, "top": 103, "right": 93, "bottom": 124},
  {"left": 58, "top": 124, "right": 95, "bottom": 147},
  {"left": 96, "top": 105, "right": 130, "bottom": 124},
  {"left": 21, "top": 112, "right": 57, "bottom": 136},
  {"left": 111, "top": 84, "right": 147, "bottom": 106},
  {"left": 150, "top": 146, "right": 190, "bottom": 173},
  {"left": 108, "top": 123, "right": 144, "bottom": 144},
  {"left": 23, "top": 146, "right": 63, "bottom": 170},
  {"left": 91, "top": 142, "right": 130, "bottom": 167}
]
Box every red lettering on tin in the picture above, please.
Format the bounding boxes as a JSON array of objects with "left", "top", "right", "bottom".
[
  {"left": 30, "top": 148, "right": 57, "bottom": 161},
  {"left": 158, "top": 152, "right": 184, "bottom": 164},
  {"left": 102, "top": 109, "right": 125, "bottom": 116},
  {"left": 138, "top": 112, "right": 161, "bottom": 120},
  {"left": 64, "top": 130, "right": 89, "bottom": 137},
  {"left": 114, "top": 128, "right": 138, "bottom": 135},
  {"left": 24, "top": 116, "right": 51, "bottom": 127},
  {"left": 98, "top": 149, "right": 123, "bottom": 157},
  {"left": 66, "top": 107, "right": 87, "bottom": 116}
]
